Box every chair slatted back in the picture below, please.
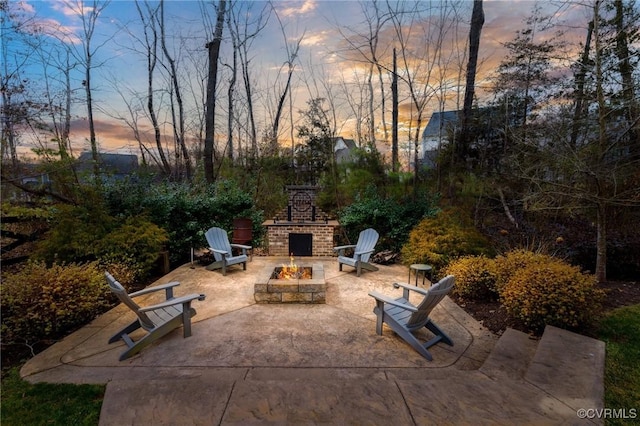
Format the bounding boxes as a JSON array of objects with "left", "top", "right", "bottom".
[
  {"left": 105, "top": 272, "right": 155, "bottom": 330},
  {"left": 354, "top": 228, "right": 379, "bottom": 263},
  {"left": 205, "top": 227, "right": 232, "bottom": 262},
  {"left": 407, "top": 275, "right": 455, "bottom": 328}
]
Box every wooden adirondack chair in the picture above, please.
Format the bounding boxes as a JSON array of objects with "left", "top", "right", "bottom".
[
  {"left": 333, "top": 228, "right": 379, "bottom": 277},
  {"left": 205, "top": 227, "right": 252, "bottom": 275},
  {"left": 105, "top": 272, "right": 205, "bottom": 361},
  {"left": 368, "top": 275, "right": 455, "bottom": 360}
]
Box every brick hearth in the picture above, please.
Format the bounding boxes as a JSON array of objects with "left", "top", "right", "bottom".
[{"left": 264, "top": 186, "right": 339, "bottom": 257}]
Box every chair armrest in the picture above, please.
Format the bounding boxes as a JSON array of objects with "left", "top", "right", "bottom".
[
  {"left": 230, "top": 243, "right": 252, "bottom": 250},
  {"left": 139, "top": 293, "right": 206, "bottom": 312},
  {"left": 129, "top": 282, "right": 181, "bottom": 298},
  {"left": 368, "top": 290, "right": 418, "bottom": 312},
  {"left": 392, "top": 281, "right": 430, "bottom": 295},
  {"left": 333, "top": 244, "right": 356, "bottom": 252},
  {"left": 209, "top": 248, "right": 229, "bottom": 256},
  {"left": 354, "top": 249, "right": 374, "bottom": 256}
]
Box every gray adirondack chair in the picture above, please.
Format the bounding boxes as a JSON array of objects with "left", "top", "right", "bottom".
[
  {"left": 368, "top": 275, "right": 455, "bottom": 360},
  {"left": 205, "top": 227, "right": 251, "bottom": 275},
  {"left": 334, "top": 228, "right": 379, "bottom": 276},
  {"left": 105, "top": 272, "right": 205, "bottom": 361}
]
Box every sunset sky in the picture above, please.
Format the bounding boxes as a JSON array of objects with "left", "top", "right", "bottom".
[{"left": 5, "top": 0, "right": 597, "bottom": 159}]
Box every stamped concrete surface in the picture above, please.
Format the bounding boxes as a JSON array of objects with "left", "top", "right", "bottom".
[{"left": 20, "top": 257, "right": 604, "bottom": 425}]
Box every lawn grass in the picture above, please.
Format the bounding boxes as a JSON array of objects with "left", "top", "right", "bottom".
[
  {"left": 596, "top": 303, "right": 640, "bottom": 425},
  {"left": 0, "top": 368, "right": 105, "bottom": 426}
]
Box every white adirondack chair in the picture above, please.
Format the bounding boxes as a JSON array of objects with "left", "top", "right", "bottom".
[
  {"left": 205, "top": 227, "right": 251, "bottom": 275},
  {"left": 105, "top": 272, "right": 205, "bottom": 361},
  {"left": 368, "top": 275, "right": 455, "bottom": 360},
  {"left": 333, "top": 228, "right": 379, "bottom": 277}
]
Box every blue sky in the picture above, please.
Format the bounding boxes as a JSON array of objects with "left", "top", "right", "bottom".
[{"left": 5, "top": 1, "right": 595, "bottom": 158}]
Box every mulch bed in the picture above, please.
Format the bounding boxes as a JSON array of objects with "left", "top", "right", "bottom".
[{"left": 451, "top": 280, "right": 640, "bottom": 337}]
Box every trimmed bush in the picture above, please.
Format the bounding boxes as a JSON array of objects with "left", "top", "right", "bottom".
[
  {"left": 493, "top": 249, "right": 557, "bottom": 294},
  {"left": 1, "top": 262, "right": 112, "bottom": 346},
  {"left": 401, "top": 207, "right": 493, "bottom": 272},
  {"left": 443, "top": 255, "right": 499, "bottom": 301},
  {"left": 501, "top": 261, "right": 604, "bottom": 333}
]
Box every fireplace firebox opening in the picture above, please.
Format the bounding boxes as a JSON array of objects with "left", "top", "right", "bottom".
[{"left": 289, "top": 233, "right": 312, "bottom": 256}]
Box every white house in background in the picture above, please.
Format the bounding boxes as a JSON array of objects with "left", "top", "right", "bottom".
[
  {"left": 421, "top": 110, "right": 461, "bottom": 165},
  {"left": 332, "top": 136, "right": 358, "bottom": 164}
]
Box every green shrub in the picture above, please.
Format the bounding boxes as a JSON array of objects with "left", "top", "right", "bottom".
[
  {"left": 1, "top": 262, "right": 112, "bottom": 346},
  {"left": 338, "top": 185, "right": 438, "bottom": 252},
  {"left": 501, "top": 261, "right": 604, "bottom": 333},
  {"left": 493, "top": 249, "right": 557, "bottom": 294},
  {"left": 96, "top": 216, "right": 168, "bottom": 281},
  {"left": 401, "top": 207, "right": 493, "bottom": 272},
  {"left": 34, "top": 204, "right": 114, "bottom": 263},
  {"left": 35, "top": 205, "right": 167, "bottom": 280},
  {"left": 443, "top": 255, "right": 499, "bottom": 300},
  {"left": 103, "top": 179, "right": 263, "bottom": 265},
  {"left": 99, "top": 261, "right": 138, "bottom": 292}
]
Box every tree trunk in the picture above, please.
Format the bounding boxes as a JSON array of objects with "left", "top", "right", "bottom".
[
  {"left": 458, "top": 0, "right": 484, "bottom": 160},
  {"left": 160, "top": 0, "right": 191, "bottom": 179},
  {"left": 85, "top": 48, "right": 100, "bottom": 179},
  {"left": 241, "top": 58, "right": 257, "bottom": 155},
  {"left": 271, "top": 64, "right": 293, "bottom": 148},
  {"left": 570, "top": 20, "right": 593, "bottom": 148},
  {"left": 596, "top": 202, "right": 607, "bottom": 283},
  {"left": 392, "top": 48, "right": 399, "bottom": 172},
  {"left": 613, "top": 0, "right": 638, "bottom": 149},
  {"left": 227, "top": 46, "right": 237, "bottom": 160},
  {"left": 204, "top": 0, "right": 227, "bottom": 183},
  {"left": 594, "top": 0, "right": 607, "bottom": 283},
  {"left": 138, "top": 1, "right": 172, "bottom": 177},
  {"left": 367, "top": 63, "right": 375, "bottom": 145}
]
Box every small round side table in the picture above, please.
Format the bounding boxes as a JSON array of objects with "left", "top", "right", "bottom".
[{"left": 409, "top": 264, "right": 433, "bottom": 287}]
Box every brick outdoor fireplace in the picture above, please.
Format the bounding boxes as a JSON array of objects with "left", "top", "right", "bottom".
[{"left": 263, "top": 186, "right": 339, "bottom": 257}]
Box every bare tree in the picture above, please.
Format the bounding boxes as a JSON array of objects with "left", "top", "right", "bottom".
[
  {"left": 64, "top": 0, "right": 112, "bottom": 180},
  {"left": 226, "top": 1, "right": 270, "bottom": 161},
  {"left": 265, "top": 6, "right": 303, "bottom": 155},
  {"left": 204, "top": 0, "right": 226, "bottom": 183},
  {"left": 392, "top": 47, "right": 398, "bottom": 170},
  {"left": 389, "top": 1, "right": 460, "bottom": 184},
  {"left": 458, "top": 0, "right": 484, "bottom": 160},
  {"left": 1, "top": 0, "right": 24, "bottom": 166},
  {"left": 334, "top": 0, "right": 395, "bottom": 148},
  {"left": 611, "top": 0, "right": 639, "bottom": 150},
  {"left": 158, "top": 0, "right": 191, "bottom": 179},
  {"left": 134, "top": 0, "right": 172, "bottom": 176},
  {"left": 570, "top": 19, "right": 594, "bottom": 148},
  {"left": 2, "top": 2, "right": 82, "bottom": 165}
]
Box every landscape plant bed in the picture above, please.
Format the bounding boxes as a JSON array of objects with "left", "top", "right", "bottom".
[{"left": 451, "top": 280, "right": 640, "bottom": 337}]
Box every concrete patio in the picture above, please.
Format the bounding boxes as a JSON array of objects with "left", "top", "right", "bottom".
[{"left": 20, "top": 257, "right": 604, "bottom": 425}]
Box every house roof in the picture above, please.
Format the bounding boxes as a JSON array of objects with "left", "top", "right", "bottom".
[
  {"left": 76, "top": 152, "right": 139, "bottom": 175},
  {"left": 332, "top": 137, "right": 357, "bottom": 151},
  {"left": 422, "top": 110, "right": 461, "bottom": 139}
]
